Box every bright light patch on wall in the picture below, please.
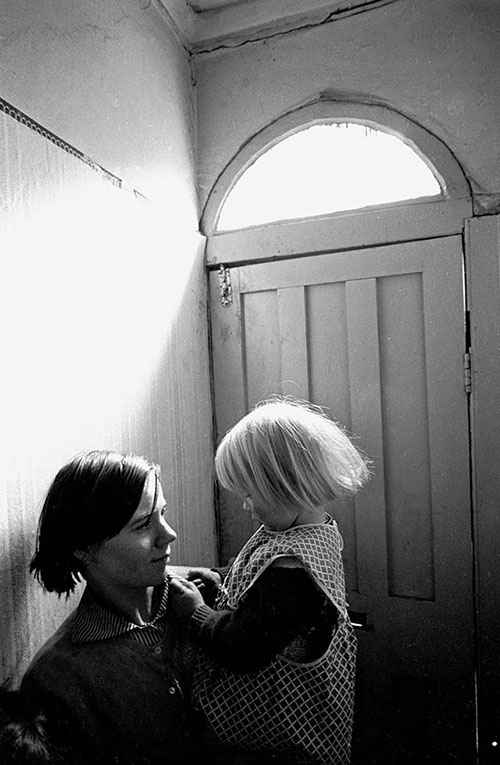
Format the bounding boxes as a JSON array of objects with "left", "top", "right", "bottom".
[
  {"left": 0, "top": 122, "right": 191, "bottom": 458},
  {"left": 0, "top": 180, "right": 175, "bottom": 451},
  {"left": 217, "top": 123, "right": 442, "bottom": 231}
]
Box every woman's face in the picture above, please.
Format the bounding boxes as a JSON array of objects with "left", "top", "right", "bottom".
[{"left": 84, "top": 472, "right": 176, "bottom": 593}]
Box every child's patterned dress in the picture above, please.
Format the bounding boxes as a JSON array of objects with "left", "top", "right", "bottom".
[{"left": 192, "top": 518, "right": 357, "bottom": 765}]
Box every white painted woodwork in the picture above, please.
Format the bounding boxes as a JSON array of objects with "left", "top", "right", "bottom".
[
  {"left": 465, "top": 214, "right": 500, "bottom": 762},
  {"left": 206, "top": 199, "right": 472, "bottom": 267},
  {"left": 209, "top": 235, "right": 475, "bottom": 759},
  {"left": 201, "top": 101, "right": 472, "bottom": 237}
]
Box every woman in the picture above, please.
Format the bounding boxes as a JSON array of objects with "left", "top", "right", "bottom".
[{"left": 21, "top": 450, "right": 202, "bottom": 764}]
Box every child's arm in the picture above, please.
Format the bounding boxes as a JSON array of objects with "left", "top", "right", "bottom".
[
  {"left": 167, "top": 565, "right": 224, "bottom": 607},
  {"left": 168, "top": 562, "right": 337, "bottom": 672}
]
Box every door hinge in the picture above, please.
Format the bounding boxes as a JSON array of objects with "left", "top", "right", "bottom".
[
  {"left": 219, "top": 264, "right": 233, "bottom": 306},
  {"left": 463, "top": 351, "right": 472, "bottom": 394}
]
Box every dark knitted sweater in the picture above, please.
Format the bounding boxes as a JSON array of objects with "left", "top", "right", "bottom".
[{"left": 21, "top": 596, "right": 201, "bottom": 765}]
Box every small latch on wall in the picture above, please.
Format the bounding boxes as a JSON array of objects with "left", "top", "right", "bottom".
[
  {"left": 219, "top": 264, "right": 233, "bottom": 306},
  {"left": 463, "top": 351, "right": 472, "bottom": 394}
]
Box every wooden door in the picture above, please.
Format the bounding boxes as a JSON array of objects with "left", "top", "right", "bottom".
[{"left": 209, "top": 236, "right": 475, "bottom": 763}]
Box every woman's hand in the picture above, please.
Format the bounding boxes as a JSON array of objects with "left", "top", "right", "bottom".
[{"left": 168, "top": 576, "right": 206, "bottom": 623}]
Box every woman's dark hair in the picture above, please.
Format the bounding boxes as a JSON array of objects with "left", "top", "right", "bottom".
[{"left": 30, "top": 450, "right": 160, "bottom": 596}]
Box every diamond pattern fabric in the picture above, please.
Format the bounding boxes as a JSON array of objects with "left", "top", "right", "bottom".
[{"left": 193, "top": 520, "right": 356, "bottom": 764}]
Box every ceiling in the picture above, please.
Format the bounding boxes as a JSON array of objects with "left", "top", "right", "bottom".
[
  {"left": 188, "top": 0, "right": 245, "bottom": 10},
  {"left": 159, "top": 0, "right": 386, "bottom": 52}
]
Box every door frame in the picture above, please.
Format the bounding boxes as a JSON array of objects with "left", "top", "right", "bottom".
[
  {"left": 465, "top": 217, "right": 500, "bottom": 764},
  {"left": 202, "top": 100, "right": 487, "bottom": 761}
]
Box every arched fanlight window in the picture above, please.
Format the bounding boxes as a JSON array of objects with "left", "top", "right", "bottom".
[{"left": 216, "top": 123, "right": 442, "bottom": 232}]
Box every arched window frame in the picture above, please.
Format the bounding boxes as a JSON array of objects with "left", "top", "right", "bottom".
[{"left": 201, "top": 102, "right": 472, "bottom": 266}]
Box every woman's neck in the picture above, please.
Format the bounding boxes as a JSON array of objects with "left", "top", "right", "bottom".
[{"left": 88, "top": 581, "right": 156, "bottom": 626}]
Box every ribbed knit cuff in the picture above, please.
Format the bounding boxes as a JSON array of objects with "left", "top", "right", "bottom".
[{"left": 189, "top": 603, "right": 215, "bottom": 638}]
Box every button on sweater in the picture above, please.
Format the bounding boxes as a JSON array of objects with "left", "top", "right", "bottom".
[{"left": 22, "top": 581, "right": 201, "bottom": 765}]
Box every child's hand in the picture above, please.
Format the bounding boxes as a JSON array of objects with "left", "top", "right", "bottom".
[
  {"left": 168, "top": 576, "right": 206, "bottom": 623},
  {"left": 186, "top": 568, "right": 222, "bottom": 607}
]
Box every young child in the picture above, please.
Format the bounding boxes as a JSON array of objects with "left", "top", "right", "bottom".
[{"left": 169, "top": 398, "right": 370, "bottom": 765}]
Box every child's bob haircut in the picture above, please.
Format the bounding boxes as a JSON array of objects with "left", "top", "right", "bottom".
[{"left": 215, "top": 397, "right": 370, "bottom": 513}]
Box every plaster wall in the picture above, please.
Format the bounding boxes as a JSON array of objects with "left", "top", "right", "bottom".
[
  {"left": 0, "top": 0, "right": 197, "bottom": 214},
  {"left": 0, "top": 0, "right": 215, "bottom": 684},
  {"left": 194, "top": 0, "right": 500, "bottom": 215}
]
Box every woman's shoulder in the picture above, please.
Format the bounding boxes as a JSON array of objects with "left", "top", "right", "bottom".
[
  {"left": 21, "top": 614, "right": 81, "bottom": 700},
  {"left": 24, "top": 611, "right": 78, "bottom": 671}
]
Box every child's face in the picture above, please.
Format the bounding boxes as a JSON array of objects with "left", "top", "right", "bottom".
[{"left": 243, "top": 495, "right": 297, "bottom": 532}]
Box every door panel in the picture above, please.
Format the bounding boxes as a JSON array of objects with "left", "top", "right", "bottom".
[{"left": 209, "top": 236, "right": 475, "bottom": 763}]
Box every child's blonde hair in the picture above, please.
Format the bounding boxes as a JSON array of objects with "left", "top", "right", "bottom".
[{"left": 215, "top": 397, "right": 370, "bottom": 512}]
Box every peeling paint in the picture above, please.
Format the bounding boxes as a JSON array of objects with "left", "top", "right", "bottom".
[{"left": 194, "top": 0, "right": 402, "bottom": 55}]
